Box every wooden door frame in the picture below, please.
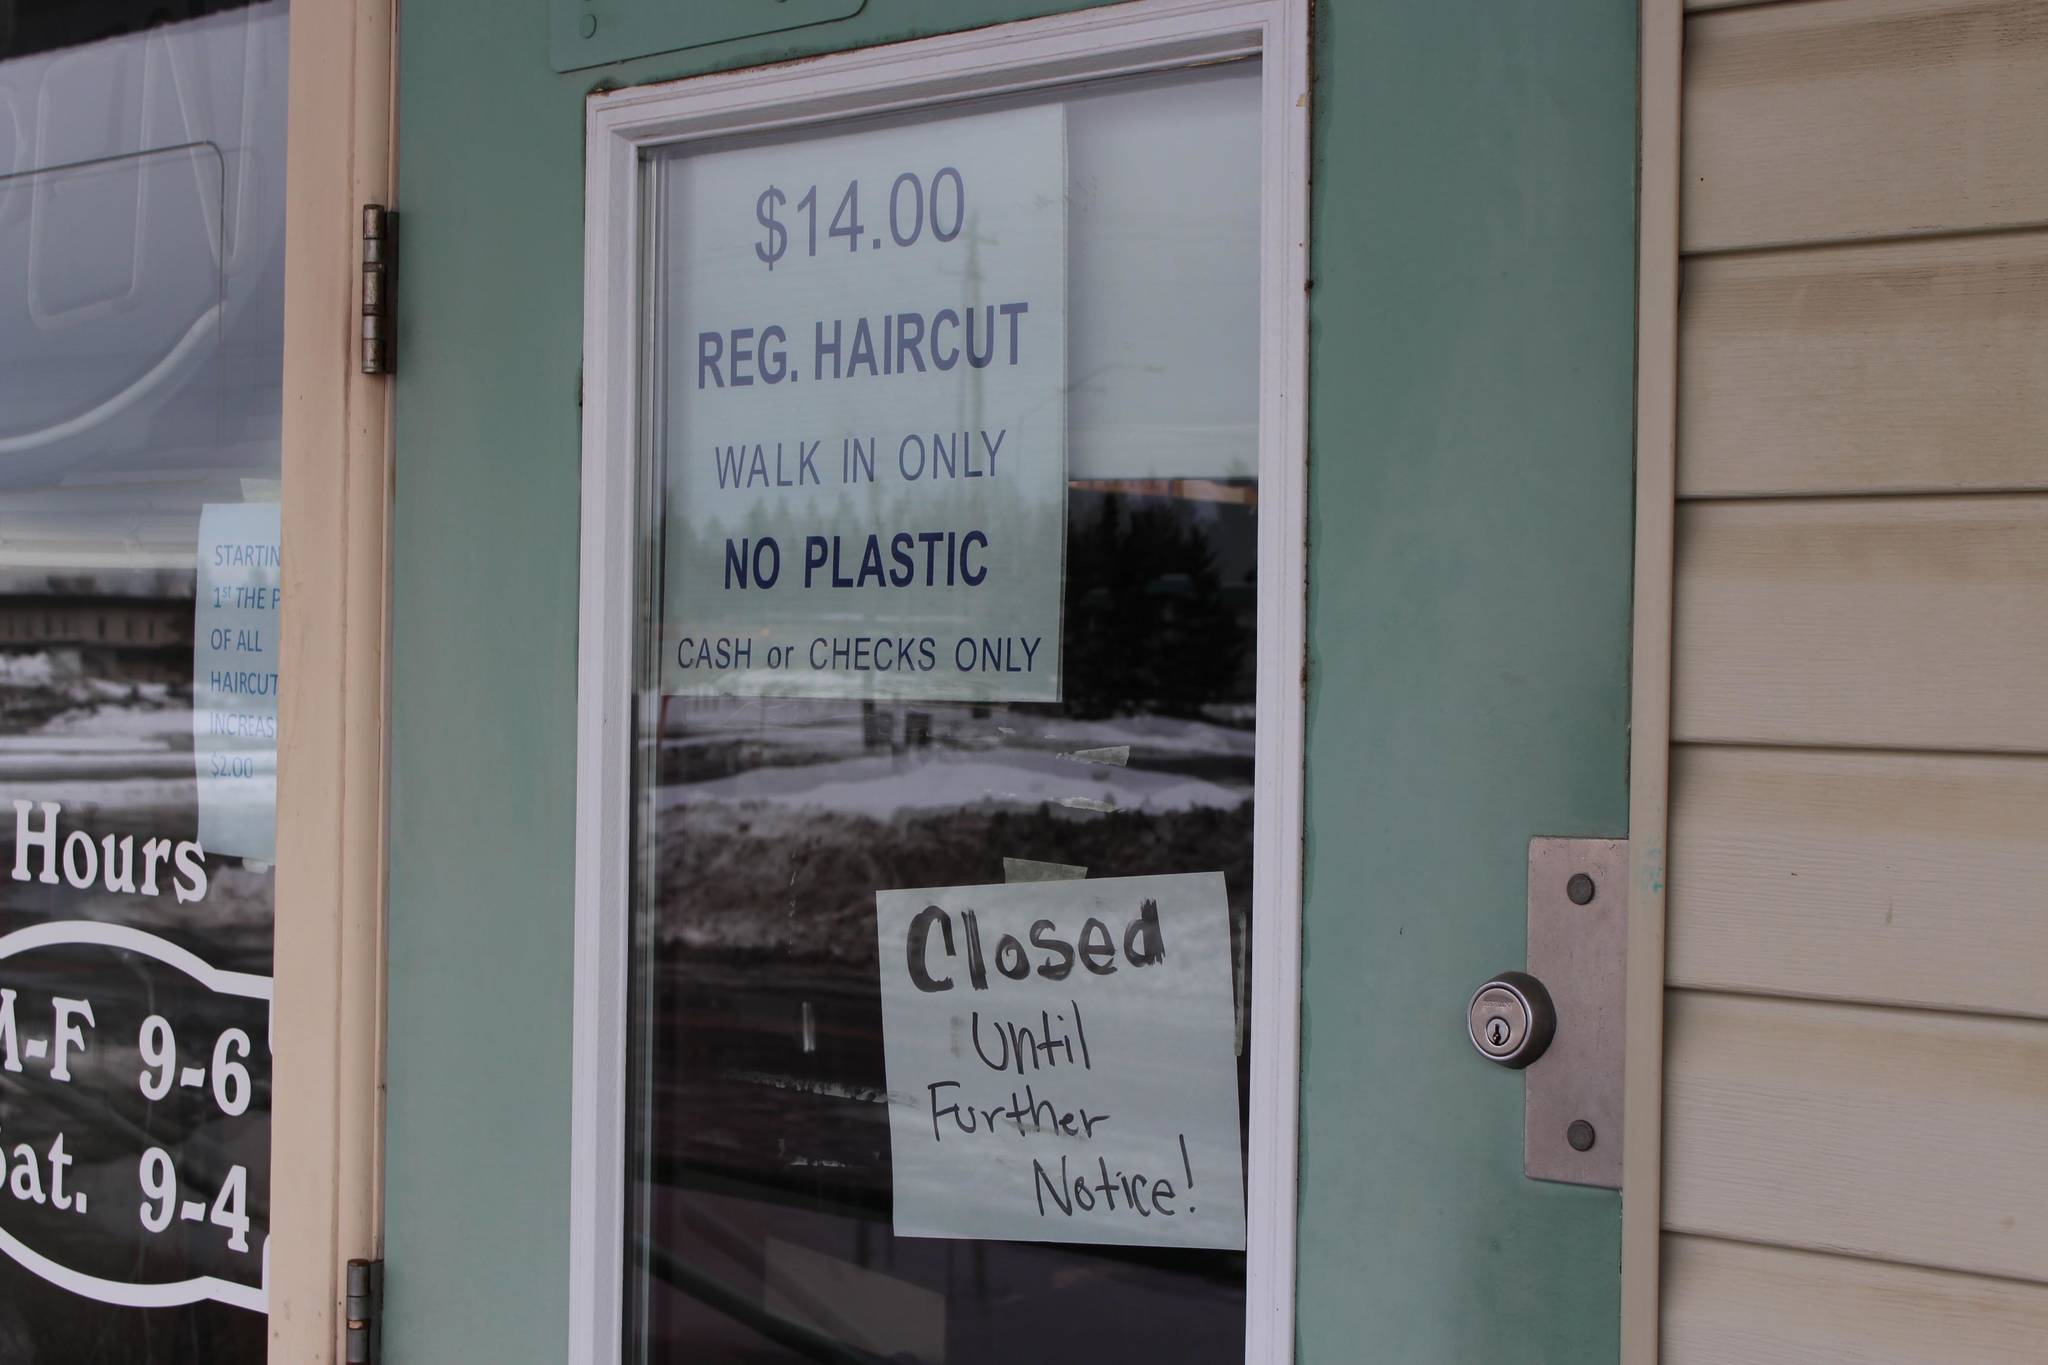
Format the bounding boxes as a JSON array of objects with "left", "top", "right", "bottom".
[{"left": 269, "top": 0, "right": 398, "bottom": 1358}]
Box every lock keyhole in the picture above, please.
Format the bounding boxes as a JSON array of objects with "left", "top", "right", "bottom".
[{"left": 1467, "top": 971, "right": 1556, "bottom": 1069}]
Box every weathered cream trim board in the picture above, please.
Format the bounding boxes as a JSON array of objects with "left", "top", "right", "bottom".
[{"left": 269, "top": 0, "right": 397, "bottom": 1357}]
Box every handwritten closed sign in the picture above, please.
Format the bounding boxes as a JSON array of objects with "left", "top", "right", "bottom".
[{"left": 875, "top": 872, "right": 1245, "bottom": 1249}]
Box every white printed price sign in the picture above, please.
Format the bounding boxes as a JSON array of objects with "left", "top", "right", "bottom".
[
  {"left": 874, "top": 872, "right": 1245, "bottom": 1250},
  {"left": 660, "top": 104, "right": 1068, "bottom": 703}
]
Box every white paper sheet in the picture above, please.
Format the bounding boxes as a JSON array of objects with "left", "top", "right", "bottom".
[
  {"left": 875, "top": 871, "right": 1245, "bottom": 1249},
  {"left": 661, "top": 103, "right": 1068, "bottom": 703}
]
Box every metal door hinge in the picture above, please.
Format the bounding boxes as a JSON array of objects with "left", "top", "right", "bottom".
[
  {"left": 361, "top": 205, "right": 396, "bottom": 375},
  {"left": 345, "top": 1257, "right": 383, "bottom": 1364}
]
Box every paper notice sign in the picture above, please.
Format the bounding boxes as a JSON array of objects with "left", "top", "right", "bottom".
[
  {"left": 659, "top": 102, "right": 1068, "bottom": 703},
  {"left": 192, "top": 502, "right": 280, "bottom": 863},
  {"left": 875, "top": 871, "right": 1245, "bottom": 1250}
]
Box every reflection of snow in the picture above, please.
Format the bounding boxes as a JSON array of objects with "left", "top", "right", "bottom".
[
  {"left": 0, "top": 654, "right": 55, "bottom": 687},
  {"left": 0, "top": 734, "right": 173, "bottom": 752},
  {"left": 40, "top": 702, "right": 182, "bottom": 738},
  {"left": 0, "top": 701, "right": 189, "bottom": 786},
  {"left": 0, "top": 699, "right": 267, "bottom": 932},
  {"left": 667, "top": 746, "right": 1246, "bottom": 817},
  {"left": 0, "top": 778, "right": 196, "bottom": 808},
  {"left": 1016, "top": 714, "right": 1255, "bottom": 757},
  {"left": 662, "top": 700, "right": 1253, "bottom": 753},
  {"left": 0, "top": 653, "right": 172, "bottom": 712}
]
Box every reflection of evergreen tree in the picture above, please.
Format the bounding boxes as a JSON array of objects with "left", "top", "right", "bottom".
[{"left": 1062, "top": 493, "right": 1242, "bottom": 718}]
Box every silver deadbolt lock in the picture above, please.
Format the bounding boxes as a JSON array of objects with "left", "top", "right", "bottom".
[{"left": 1467, "top": 970, "right": 1556, "bottom": 1069}]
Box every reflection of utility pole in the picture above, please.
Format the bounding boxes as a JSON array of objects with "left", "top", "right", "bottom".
[{"left": 962, "top": 211, "right": 988, "bottom": 447}]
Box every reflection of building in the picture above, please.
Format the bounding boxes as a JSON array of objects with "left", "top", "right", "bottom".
[
  {"left": 0, "top": 593, "right": 192, "bottom": 648},
  {"left": 0, "top": 593, "right": 192, "bottom": 681}
]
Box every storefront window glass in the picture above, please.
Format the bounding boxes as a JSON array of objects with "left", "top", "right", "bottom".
[{"left": 0, "top": 4, "right": 287, "bottom": 1357}]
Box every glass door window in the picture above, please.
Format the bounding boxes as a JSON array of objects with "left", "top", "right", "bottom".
[{"left": 621, "top": 58, "right": 1271, "bottom": 1365}]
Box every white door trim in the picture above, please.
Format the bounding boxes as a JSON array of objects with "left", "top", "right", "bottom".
[{"left": 571, "top": 4, "right": 1311, "bottom": 1361}]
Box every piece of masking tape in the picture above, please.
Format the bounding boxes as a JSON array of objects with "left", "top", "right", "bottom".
[
  {"left": 1002, "top": 857, "right": 1089, "bottom": 883},
  {"left": 1060, "top": 744, "right": 1130, "bottom": 767}
]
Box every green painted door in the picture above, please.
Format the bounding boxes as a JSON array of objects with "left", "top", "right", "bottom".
[{"left": 383, "top": 3, "right": 1637, "bottom": 1362}]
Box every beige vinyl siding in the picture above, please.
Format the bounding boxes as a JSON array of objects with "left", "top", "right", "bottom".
[
  {"left": 1666, "top": 745, "right": 2048, "bottom": 1018},
  {"left": 1678, "top": 233, "right": 2048, "bottom": 498},
  {"left": 1672, "top": 496, "right": 2048, "bottom": 752},
  {"left": 1662, "top": 1236, "right": 2048, "bottom": 1365},
  {"left": 1682, "top": 0, "right": 2048, "bottom": 253},
  {"left": 1665, "top": 992, "right": 2048, "bottom": 1279},
  {"left": 1661, "top": 0, "right": 2048, "bottom": 1355}
]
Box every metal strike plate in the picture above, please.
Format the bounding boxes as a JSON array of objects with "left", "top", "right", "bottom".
[
  {"left": 1523, "top": 836, "right": 1626, "bottom": 1189},
  {"left": 552, "top": 0, "right": 865, "bottom": 73}
]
